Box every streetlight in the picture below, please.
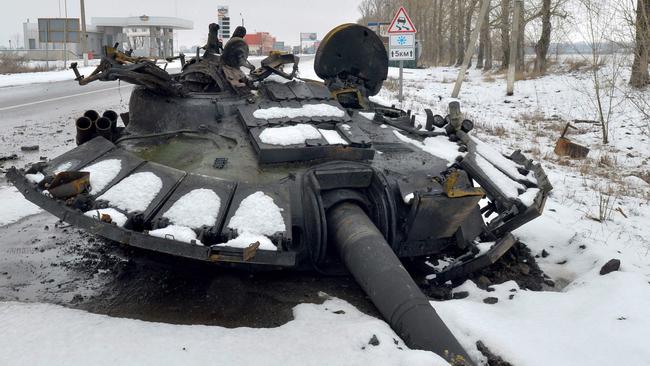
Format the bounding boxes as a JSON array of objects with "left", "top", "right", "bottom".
[
  {"left": 240, "top": 13, "right": 244, "bottom": 27},
  {"left": 80, "top": 0, "right": 88, "bottom": 66}
]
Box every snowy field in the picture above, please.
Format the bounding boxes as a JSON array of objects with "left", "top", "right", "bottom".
[{"left": 0, "top": 56, "right": 649, "bottom": 365}]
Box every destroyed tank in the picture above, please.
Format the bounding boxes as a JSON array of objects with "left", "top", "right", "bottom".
[{"left": 7, "top": 24, "right": 552, "bottom": 365}]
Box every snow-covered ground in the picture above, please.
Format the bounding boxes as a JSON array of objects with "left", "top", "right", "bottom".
[
  {"left": 1, "top": 56, "right": 649, "bottom": 365},
  {"left": 0, "top": 296, "right": 446, "bottom": 366}
]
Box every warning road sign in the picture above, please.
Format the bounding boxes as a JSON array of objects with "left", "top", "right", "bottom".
[{"left": 387, "top": 7, "right": 417, "bottom": 34}]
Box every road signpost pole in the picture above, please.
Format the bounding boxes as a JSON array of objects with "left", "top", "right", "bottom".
[
  {"left": 399, "top": 60, "right": 404, "bottom": 102},
  {"left": 387, "top": 7, "right": 417, "bottom": 104}
]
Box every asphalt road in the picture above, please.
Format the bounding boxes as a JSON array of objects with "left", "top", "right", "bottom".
[{"left": 0, "top": 55, "right": 376, "bottom": 327}]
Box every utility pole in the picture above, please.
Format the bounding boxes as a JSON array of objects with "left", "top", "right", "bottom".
[
  {"left": 45, "top": 21, "right": 50, "bottom": 70},
  {"left": 63, "top": 0, "right": 68, "bottom": 69},
  {"left": 80, "top": 0, "right": 88, "bottom": 66},
  {"left": 452, "top": 0, "right": 491, "bottom": 98},
  {"left": 506, "top": 0, "right": 522, "bottom": 96}
]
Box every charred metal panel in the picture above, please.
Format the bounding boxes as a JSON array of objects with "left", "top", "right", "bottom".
[
  {"left": 287, "top": 81, "right": 315, "bottom": 99},
  {"left": 305, "top": 81, "right": 332, "bottom": 100},
  {"left": 43, "top": 137, "right": 115, "bottom": 175},
  {"left": 433, "top": 233, "right": 517, "bottom": 283},
  {"left": 399, "top": 192, "right": 483, "bottom": 256},
  {"left": 337, "top": 123, "right": 371, "bottom": 147},
  {"left": 262, "top": 81, "right": 297, "bottom": 100},
  {"left": 314, "top": 167, "right": 374, "bottom": 190}
]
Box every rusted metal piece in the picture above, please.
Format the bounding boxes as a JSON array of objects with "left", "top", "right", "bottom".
[
  {"left": 443, "top": 170, "right": 486, "bottom": 198},
  {"left": 243, "top": 241, "right": 261, "bottom": 261},
  {"left": 249, "top": 52, "right": 300, "bottom": 82},
  {"left": 47, "top": 171, "right": 90, "bottom": 199},
  {"left": 100, "top": 213, "right": 113, "bottom": 223},
  {"left": 208, "top": 241, "right": 260, "bottom": 262},
  {"left": 554, "top": 123, "right": 589, "bottom": 158}
]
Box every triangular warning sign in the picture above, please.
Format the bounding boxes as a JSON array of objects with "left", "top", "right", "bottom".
[{"left": 387, "top": 7, "right": 417, "bottom": 34}]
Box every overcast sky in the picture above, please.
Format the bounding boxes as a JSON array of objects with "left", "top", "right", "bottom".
[{"left": 1, "top": 0, "right": 363, "bottom": 48}]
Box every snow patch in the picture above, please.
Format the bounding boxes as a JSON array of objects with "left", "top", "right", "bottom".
[
  {"left": 163, "top": 189, "right": 221, "bottom": 229},
  {"left": 220, "top": 232, "right": 277, "bottom": 251},
  {"left": 475, "top": 154, "right": 526, "bottom": 199},
  {"left": 0, "top": 186, "right": 42, "bottom": 226},
  {"left": 149, "top": 225, "right": 202, "bottom": 245},
  {"left": 83, "top": 208, "right": 128, "bottom": 227},
  {"left": 97, "top": 172, "right": 162, "bottom": 213},
  {"left": 359, "top": 112, "right": 376, "bottom": 120},
  {"left": 318, "top": 129, "right": 349, "bottom": 145},
  {"left": 393, "top": 131, "right": 465, "bottom": 164},
  {"left": 53, "top": 161, "right": 73, "bottom": 174},
  {"left": 25, "top": 172, "right": 44, "bottom": 184},
  {"left": 81, "top": 159, "right": 122, "bottom": 194},
  {"left": 253, "top": 104, "right": 345, "bottom": 120},
  {"left": 259, "top": 124, "right": 322, "bottom": 146},
  {"left": 517, "top": 188, "right": 540, "bottom": 207}
]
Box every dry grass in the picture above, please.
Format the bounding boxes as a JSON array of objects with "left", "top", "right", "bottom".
[
  {"left": 482, "top": 74, "right": 497, "bottom": 83},
  {"left": 382, "top": 77, "right": 399, "bottom": 93},
  {"left": 0, "top": 54, "right": 50, "bottom": 74},
  {"left": 563, "top": 59, "right": 590, "bottom": 73}
]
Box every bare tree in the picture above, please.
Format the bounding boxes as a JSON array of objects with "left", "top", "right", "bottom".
[
  {"left": 456, "top": 0, "right": 466, "bottom": 66},
  {"left": 501, "top": 0, "right": 512, "bottom": 68},
  {"left": 574, "top": 0, "right": 624, "bottom": 144},
  {"left": 533, "top": 0, "right": 552, "bottom": 73},
  {"left": 477, "top": 0, "right": 491, "bottom": 68},
  {"left": 630, "top": 0, "right": 650, "bottom": 87}
]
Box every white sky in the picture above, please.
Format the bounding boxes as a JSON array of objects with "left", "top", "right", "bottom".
[{"left": 1, "top": 0, "right": 363, "bottom": 48}]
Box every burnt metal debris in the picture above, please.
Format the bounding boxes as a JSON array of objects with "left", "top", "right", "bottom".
[
  {"left": 554, "top": 123, "right": 590, "bottom": 158},
  {"left": 7, "top": 23, "right": 553, "bottom": 366}
]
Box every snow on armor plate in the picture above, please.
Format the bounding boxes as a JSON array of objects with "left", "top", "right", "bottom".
[
  {"left": 253, "top": 104, "right": 345, "bottom": 120},
  {"left": 162, "top": 188, "right": 221, "bottom": 229},
  {"left": 220, "top": 191, "right": 286, "bottom": 251},
  {"left": 83, "top": 208, "right": 128, "bottom": 227},
  {"left": 97, "top": 172, "right": 163, "bottom": 213},
  {"left": 149, "top": 225, "right": 203, "bottom": 245},
  {"left": 81, "top": 159, "right": 123, "bottom": 194},
  {"left": 259, "top": 124, "right": 322, "bottom": 146}
]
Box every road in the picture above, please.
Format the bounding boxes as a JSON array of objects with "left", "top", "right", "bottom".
[{"left": 0, "top": 55, "right": 375, "bottom": 327}]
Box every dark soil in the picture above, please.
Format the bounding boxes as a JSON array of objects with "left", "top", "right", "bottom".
[{"left": 425, "top": 241, "right": 553, "bottom": 300}]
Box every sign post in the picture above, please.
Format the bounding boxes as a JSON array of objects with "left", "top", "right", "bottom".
[{"left": 387, "top": 7, "right": 417, "bottom": 102}]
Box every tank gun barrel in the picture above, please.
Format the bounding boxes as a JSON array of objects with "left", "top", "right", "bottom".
[{"left": 327, "top": 202, "right": 474, "bottom": 366}]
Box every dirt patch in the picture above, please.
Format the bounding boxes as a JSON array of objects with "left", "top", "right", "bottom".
[{"left": 424, "top": 242, "right": 553, "bottom": 300}]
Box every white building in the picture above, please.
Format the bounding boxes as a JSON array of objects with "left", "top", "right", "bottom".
[
  {"left": 21, "top": 15, "right": 192, "bottom": 60},
  {"left": 217, "top": 6, "right": 230, "bottom": 41}
]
